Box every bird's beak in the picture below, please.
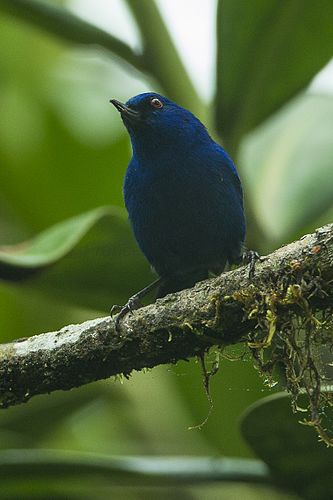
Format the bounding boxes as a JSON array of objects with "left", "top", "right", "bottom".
[{"left": 110, "top": 99, "right": 140, "bottom": 121}]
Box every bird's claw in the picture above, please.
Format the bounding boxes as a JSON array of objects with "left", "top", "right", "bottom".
[
  {"left": 111, "top": 296, "right": 142, "bottom": 332},
  {"left": 242, "top": 250, "right": 261, "bottom": 279},
  {"left": 110, "top": 304, "right": 121, "bottom": 317}
]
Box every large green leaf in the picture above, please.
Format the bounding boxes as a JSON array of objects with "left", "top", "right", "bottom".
[
  {"left": 0, "top": 449, "right": 269, "bottom": 485},
  {"left": 239, "top": 93, "right": 333, "bottom": 244},
  {"left": 216, "top": 0, "right": 333, "bottom": 147},
  {"left": 0, "top": 0, "right": 142, "bottom": 73},
  {"left": 241, "top": 392, "right": 333, "bottom": 500},
  {"left": 0, "top": 207, "right": 150, "bottom": 311}
]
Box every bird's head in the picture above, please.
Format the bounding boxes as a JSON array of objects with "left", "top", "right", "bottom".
[{"left": 110, "top": 92, "right": 209, "bottom": 155}]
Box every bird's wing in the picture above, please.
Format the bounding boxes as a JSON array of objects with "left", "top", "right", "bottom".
[{"left": 214, "top": 146, "right": 244, "bottom": 208}]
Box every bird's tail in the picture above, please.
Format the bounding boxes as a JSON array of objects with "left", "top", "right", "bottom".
[{"left": 156, "top": 269, "right": 209, "bottom": 298}]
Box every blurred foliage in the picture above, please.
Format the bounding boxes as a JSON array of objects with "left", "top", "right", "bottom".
[
  {"left": 215, "top": 0, "right": 333, "bottom": 149},
  {"left": 241, "top": 393, "right": 333, "bottom": 500},
  {"left": 0, "top": 0, "right": 332, "bottom": 498},
  {"left": 240, "top": 93, "right": 333, "bottom": 248},
  {"left": 0, "top": 207, "right": 149, "bottom": 309}
]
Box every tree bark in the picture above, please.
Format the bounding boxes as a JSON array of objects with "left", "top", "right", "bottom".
[{"left": 0, "top": 224, "right": 332, "bottom": 409}]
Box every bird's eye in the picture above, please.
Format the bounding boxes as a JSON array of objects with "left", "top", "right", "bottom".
[{"left": 150, "top": 97, "right": 163, "bottom": 109}]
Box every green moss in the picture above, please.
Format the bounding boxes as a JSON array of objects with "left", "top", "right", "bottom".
[{"left": 229, "top": 259, "right": 333, "bottom": 446}]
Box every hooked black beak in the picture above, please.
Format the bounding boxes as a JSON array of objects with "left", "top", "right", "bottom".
[{"left": 110, "top": 99, "right": 140, "bottom": 122}]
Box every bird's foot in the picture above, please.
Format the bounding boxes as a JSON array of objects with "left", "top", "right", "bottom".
[
  {"left": 111, "top": 295, "right": 142, "bottom": 332},
  {"left": 110, "top": 304, "right": 122, "bottom": 316},
  {"left": 242, "top": 249, "right": 261, "bottom": 278},
  {"left": 110, "top": 278, "right": 162, "bottom": 332}
]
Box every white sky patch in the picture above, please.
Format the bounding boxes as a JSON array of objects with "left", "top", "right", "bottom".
[
  {"left": 155, "top": 0, "right": 217, "bottom": 100},
  {"left": 311, "top": 59, "right": 333, "bottom": 94},
  {"left": 69, "top": 0, "right": 141, "bottom": 50}
]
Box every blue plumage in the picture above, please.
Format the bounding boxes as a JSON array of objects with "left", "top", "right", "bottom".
[{"left": 111, "top": 92, "right": 245, "bottom": 302}]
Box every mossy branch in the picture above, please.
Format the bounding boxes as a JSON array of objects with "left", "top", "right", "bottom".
[{"left": 0, "top": 224, "right": 332, "bottom": 410}]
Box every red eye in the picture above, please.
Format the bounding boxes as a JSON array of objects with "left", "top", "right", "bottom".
[{"left": 150, "top": 97, "right": 163, "bottom": 109}]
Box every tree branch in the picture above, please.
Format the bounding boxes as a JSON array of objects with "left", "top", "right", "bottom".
[{"left": 0, "top": 224, "right": 332, "bottom": 409}]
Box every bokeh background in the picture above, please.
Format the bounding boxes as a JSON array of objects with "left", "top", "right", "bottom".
[{"left": 0, "top": 0, "right": 333, "bottom": 498}]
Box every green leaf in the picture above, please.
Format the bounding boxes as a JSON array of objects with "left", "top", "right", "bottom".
[
  {"left": 0, "top": 0, "right": 207, "bottom": 122},
  {"left": 0, "top": 0, "right": 143, "bottom": 72},
  {"left": 0, "top": 449, "right": 269, "bottom": 486},
  {"left": 125, "top": 0, "right": 207, "bottom": 122},
  {"left": 216, "top": 0, "right": 333, "bottom": 147},
  {"left": 239, "top": 93, "right": 333, "bottom": 244},
  {"left": 241, "top": 392, "right": 333, "bottom": 500},
  {"left": 0, "top": 207, "right": 150, "bottom": 311}
]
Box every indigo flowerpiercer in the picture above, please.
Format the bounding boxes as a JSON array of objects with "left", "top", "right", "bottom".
[{"left": 111, "top": 93, "right": 246, "bottom": 326}]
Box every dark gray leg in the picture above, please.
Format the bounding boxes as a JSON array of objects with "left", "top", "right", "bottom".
[
  {"left": 242, "top": 249, "right": 261, "bottom": 278},
  {"left": 111, "top": 277, "right": 163, "bottom": 331}
]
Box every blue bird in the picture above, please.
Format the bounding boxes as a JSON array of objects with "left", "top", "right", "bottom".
[{"left": 111, "top": 92, "right": 246, "bottom": 326}]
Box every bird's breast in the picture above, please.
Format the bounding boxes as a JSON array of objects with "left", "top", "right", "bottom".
[{"left": 123, "top": 155, "right": 244, "bottom": 276}]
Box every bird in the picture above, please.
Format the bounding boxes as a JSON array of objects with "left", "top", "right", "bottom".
[{"left": 110, "top": 92, "right": 246, "bottom": 327}]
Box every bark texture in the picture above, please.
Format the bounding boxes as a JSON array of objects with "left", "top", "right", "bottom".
[{"left": 0, "top": 224, "right": 332, "bottom": 409}]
